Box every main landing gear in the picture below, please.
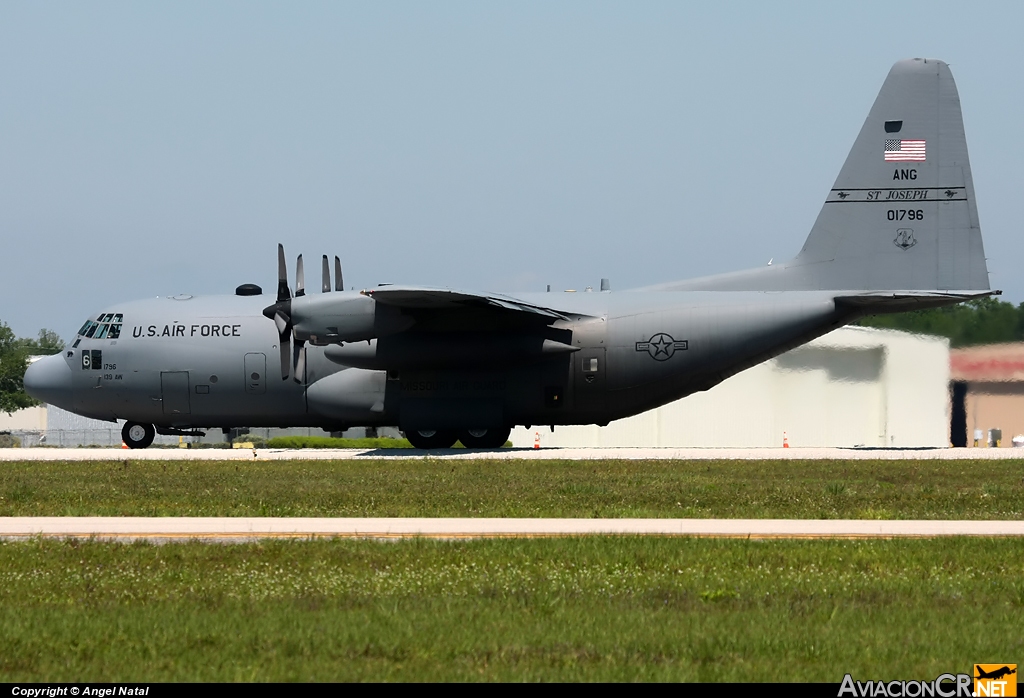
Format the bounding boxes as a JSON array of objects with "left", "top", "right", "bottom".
[
  {"left": 404, "top": 427, "right": 512, "bottom": 450},
  {"left": 121, "top": 421, "right": 155, "bottom": 449}
]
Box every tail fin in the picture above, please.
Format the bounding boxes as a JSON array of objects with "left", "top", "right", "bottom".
[{"left": 667, "top": 58, "right": 990, "bottom": 292}]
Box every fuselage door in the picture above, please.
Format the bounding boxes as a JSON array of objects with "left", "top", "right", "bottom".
[
  {"left": 160, "top": 371, "right": 191, "bottom": 415},
  {"left": 244, "top": 353, "right": 267, "bottom": 394},
  {"left": 574, "top": 348, "right": 607, "bottom": 411}
]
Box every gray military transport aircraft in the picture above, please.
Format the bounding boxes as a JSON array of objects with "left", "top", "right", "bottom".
[{"left": 25, "top": 58, "right": 995, "bottom": 449}]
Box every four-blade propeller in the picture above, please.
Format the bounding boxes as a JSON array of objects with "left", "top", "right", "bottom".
[{"left": 262, "top": 243, "right": 345, "bottom": 382}]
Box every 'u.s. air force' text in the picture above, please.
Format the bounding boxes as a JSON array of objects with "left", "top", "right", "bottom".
[{"left": 131, "top": 324, "right": 241, "bottom": 338}]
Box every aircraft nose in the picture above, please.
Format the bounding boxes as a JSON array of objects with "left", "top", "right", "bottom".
[{"left": 23, "top": 354, "right": 74, "bottom": 408}]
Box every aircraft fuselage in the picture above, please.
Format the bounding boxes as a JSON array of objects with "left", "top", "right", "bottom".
[{"left": 42, "top": 289, "right": 852, "bottom": 433}]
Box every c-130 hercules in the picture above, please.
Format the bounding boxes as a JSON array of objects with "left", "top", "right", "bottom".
[{"left": 26, "top": 58, "right": 995, "bottom": 449}]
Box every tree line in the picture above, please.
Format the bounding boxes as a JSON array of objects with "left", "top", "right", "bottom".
[{"left": 0, "top": 322, "right": 65, "bottom": 414}]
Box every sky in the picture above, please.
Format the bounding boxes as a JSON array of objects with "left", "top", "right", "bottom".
[{"left": 2, "top": 1, "right": 1023, "bottom": 340}]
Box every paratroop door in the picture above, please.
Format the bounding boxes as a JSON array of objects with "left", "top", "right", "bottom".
[{"left": 161, "top": 371, "right": 191, "bottom": 415}]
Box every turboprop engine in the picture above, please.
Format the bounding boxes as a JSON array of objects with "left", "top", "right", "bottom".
[{"left": 261, "top": 244, "right": 413, "bottom": 380}]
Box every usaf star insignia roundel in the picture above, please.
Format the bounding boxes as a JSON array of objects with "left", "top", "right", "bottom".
[{"left": 635, "top": 333, "right": 689, "bottom": 361}]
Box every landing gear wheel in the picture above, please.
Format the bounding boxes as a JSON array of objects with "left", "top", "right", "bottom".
[
  {"left": 122, "top": 421, "right": 155, "bottom": 449},
  {"left": 458, "top": 427, "right": 512, "bottom": 449},
  {"left": 405, "top": 429, "right": 459, "bottom": 449}
]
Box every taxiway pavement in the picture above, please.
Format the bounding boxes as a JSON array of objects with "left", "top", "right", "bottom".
[
  {"left": 1, "top": 517, "right": 1022, "bottom": 542},
  {"left": 2, "top": 446, "right": 1024, "bottom": 461}
]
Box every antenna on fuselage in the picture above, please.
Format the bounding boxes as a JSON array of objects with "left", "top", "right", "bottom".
[{"left": 322, "top": 255, "right": 331, "bottom": 293}]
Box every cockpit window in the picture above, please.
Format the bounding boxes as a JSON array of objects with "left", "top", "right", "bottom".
[{"left": 78, "top": 317, "right": 122, "bottom": 340}]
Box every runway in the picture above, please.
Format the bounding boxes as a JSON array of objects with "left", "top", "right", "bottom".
[
  {"left": 3, "top": 446, "right": 1024, "bottom": 461},
  {"left": 2, "top": 517, "right": 1023, "bottom": 542}
]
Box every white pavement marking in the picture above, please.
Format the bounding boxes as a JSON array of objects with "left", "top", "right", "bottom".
[
  {"left": 2, "top": 447, "right": 1024, "bottom": 461},
  {"left": 1, "top": 517, "right": 1023, "bottom": 541}
]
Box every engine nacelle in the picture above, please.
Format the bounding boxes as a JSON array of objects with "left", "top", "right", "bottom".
[
  {"left": 290, "top": 292, "right": 413, "bottom": 344},
  {"left": 306, "top": 367, "right": 388, "bottom": 423}
]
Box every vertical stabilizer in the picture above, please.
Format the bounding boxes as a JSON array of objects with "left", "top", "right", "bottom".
[{"left": 665, "top": 58, "right": 990, "bottom": 292}]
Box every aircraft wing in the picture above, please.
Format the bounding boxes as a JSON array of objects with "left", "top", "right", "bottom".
[
  {"left": 362, "top": 286, "right": 580, "bottom": 322},
  {"left": 834, "top": 290, "right": 999, "bottom": 313}
]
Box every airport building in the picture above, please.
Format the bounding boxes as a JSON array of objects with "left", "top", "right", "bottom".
[
  {"left": 950, "top": 342, "right": 1024, "bottom": 447},
  {"left": 512, "top": 326, "right": 951, "bottom": 449}
]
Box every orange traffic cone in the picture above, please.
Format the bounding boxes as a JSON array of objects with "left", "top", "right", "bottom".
[
  {"left": 783, "top": 432, "right": 789, "bottom": 448},
  {"left": 121, "top": 442, "right": 129, "bottom": 449},
  {"left": 534, "top": 431, "right": 540, "bottom": 449}
]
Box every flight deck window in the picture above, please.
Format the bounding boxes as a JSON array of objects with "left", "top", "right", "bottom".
[
  {"left": 113, "top": 314, "right": 123, "bottom": 323},
  {"left": 84, "top": 323, "right": 98, "bottom": 338},
  {"left": 102, "top": 313, "right": 114, "bottom": 322},
  {"left": 108, "top": 324, "right": 121, "bottom": 339},
  {"left": 94, "top": 324, "right": 109, "bottom": 340}
]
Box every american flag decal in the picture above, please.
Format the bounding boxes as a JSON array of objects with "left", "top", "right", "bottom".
[{"left": 884, "top": 139, "right": 926, "bottom": 162}]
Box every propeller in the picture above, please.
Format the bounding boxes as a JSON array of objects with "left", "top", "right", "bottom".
[
  {"left": 263, "top": 244, "right": 295, "bottom": 380},
  {"left": 263, "top": 244, "right": 346, "bottom": 383}
]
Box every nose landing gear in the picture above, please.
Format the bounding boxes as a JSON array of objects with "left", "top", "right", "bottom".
[{"left": 121, "top": 421, "right": 155, "bottom": 449}]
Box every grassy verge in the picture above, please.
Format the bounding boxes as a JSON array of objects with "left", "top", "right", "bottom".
[
  {"left": 0, "top": 459, "right": 1022, "bottom": 518},
  {"left": 0, "top": 537, "right": 1021, "bottom": 681}
]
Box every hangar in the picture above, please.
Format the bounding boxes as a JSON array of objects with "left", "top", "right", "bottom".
[{"left": 511, "top": 327, "right": 951, "bottom": 449}]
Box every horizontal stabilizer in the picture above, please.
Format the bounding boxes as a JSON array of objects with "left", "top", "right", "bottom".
[{"left": 835, "top": 289, "right": 999, "bottom": 313}]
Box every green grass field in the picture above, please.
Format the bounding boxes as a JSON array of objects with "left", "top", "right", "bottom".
[
  {"left": 0, "top": 458, "right": 1022, "bottom": 518},
  {"left": 0, "top": 536, "right": 1021, "bottom": 681},
  {"left": 1, "top": 458, "right": 1022, "bottom": 681}
]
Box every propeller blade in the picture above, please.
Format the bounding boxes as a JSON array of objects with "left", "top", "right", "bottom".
[
  {"left": 334, "top": 256, "right": 343, "bottom": 292},
  {"left": 273, "top": 311, "right": 289, "bottom": 336},
  {"left": 278, "top": 337, "right": 291, "bottom": 380},
  {"left": 293, "top": 341, "right": 306, "bottom": 383},
  {"left": 276, "top": 244, "right": 290, "bottom": 302},
  {"left": 295, "top": 255, "right": 305, "bottom": 297},
  {"left": 322, "top": 255, "right": 331, "bottom": 293}
]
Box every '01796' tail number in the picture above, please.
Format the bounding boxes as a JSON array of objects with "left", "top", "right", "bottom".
[{"left": 887, "top": 209, "right": 924, "bottom": 221}]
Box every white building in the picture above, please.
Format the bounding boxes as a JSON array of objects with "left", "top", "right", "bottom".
[{"left": 512, "top": 326, "right": 950, "bottom": 449}]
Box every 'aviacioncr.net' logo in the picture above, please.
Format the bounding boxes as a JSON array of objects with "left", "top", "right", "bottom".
[{"left": 974, "top": 664, "right": 1017, "bottom": 697}]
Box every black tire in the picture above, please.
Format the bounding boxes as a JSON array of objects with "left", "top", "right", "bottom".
[
  {"left": 122, "top": 422, "right": 155, "bottom": 449},
  {"left": 405, "top": 429, "right": 458, "bottom": 449},
  {"left": 458, "top": 427, "right": 512, "bottom": 449}
]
